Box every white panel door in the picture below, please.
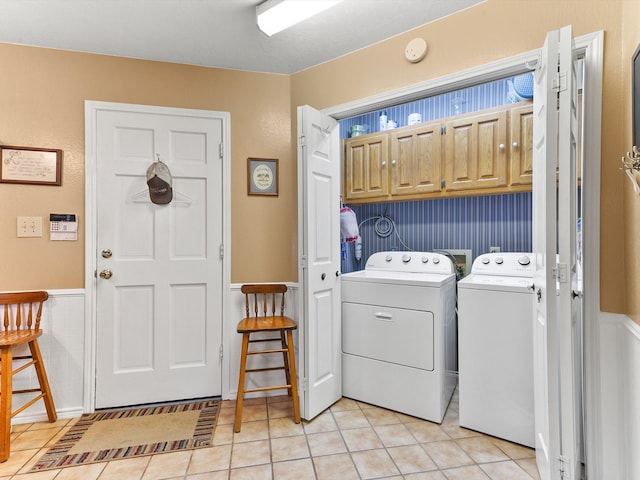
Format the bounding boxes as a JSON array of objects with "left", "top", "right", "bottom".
[
  {"left": 532, "top": 28, "right": 561, "bottom": 480},
  {"left": 534, "top": 25, "right": 580, "bottom": 479},
  {"left": 297, "top": 105, "right": 342, "bottom": 420},
  {"left": 95, "top": 106, "right": 223, "bottom": 408},
  {"left": 557, "top": 25, "right": 582, "bottom": 478}
]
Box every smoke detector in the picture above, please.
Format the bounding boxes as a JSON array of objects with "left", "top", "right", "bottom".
[{"left": 405, "top": 38, "right": 428, "bottom": 63}]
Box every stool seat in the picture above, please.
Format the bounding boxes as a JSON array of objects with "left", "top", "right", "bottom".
[
  {"left": 0, "top": 291, "right": 57, "bottom": 462},
  {"left": 237, "top": 316, "right": 297, "bottom": 333},
  {"left": 235, "top": 284, "right": 300, "bottom": 433}
]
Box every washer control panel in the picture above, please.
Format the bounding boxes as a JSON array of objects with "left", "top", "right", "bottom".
[
  {"left": 471, "top": 252, "right": 534, "bottom": 277},
  {"left": 366, "top": 251, "right": 454, "bottom": 274}
]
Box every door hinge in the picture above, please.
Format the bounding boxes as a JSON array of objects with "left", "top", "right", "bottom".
[
  {"left": 299, "top": 135, "right": 306, "bottom": 148},
  {"left": 219, "top": 344, "right": 223, "bottom": 361},
  {"left": 553, "top": 263, "right": 568, "bottom": 283},
  {"left": 300, "top": 255, "right": 307, "bottom": 269},
  {"left": 553, "top": 71, "right": 568, "bottom": 92},
  {"left": 558, "top": 455, "right": 572, "bottom": 479},
  {"left": 219, "top": 143, "right": 224, "bottom": 159},
  {"left": 302, "top": 377, "right": 309, "bottom": 392},
  {"left": 219, "top": 244, "right": 224, "bottom": 260}
]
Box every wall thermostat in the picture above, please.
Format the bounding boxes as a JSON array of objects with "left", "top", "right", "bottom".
[{"left": 405, "top": 38, "right": 428, "bottom": 63}]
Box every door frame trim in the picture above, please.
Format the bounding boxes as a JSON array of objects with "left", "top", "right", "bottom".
[
  {"left": 84, "top": 101, "right": 232, "bottom": 412},
  {"left": 323, "top": 30, "right": 603, "bottom": 477}
]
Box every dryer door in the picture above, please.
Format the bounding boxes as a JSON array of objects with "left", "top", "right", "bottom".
[{"left": 342, "top": 303, "right": 434, "bottom": 371}]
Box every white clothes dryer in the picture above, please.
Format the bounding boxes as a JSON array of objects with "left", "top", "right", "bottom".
[
  {"left": 341, "top": 251, "right": 457, "bottom": 423},
  {"left": 457, "top": 252, "right": 535, "bottom": 447}
]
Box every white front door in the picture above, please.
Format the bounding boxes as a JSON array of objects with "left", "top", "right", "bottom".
[
  {"left": 532, "top": 27, "right": 561, "bottom": 480},
  {"left": 297, "top": 105, "right": 342, "bottom": 420},
  {"left": 93, "top": 103, "right": 224, "bottom": 408}
]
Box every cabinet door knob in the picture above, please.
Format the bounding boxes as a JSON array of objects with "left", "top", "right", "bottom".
[
  {"left": 381, "top": 161, "right": 387, "bottom": 167},
  {"left": 512, "top": 142, "right": 519, "bottom": 148},
  {"left": 391, "top": 160, "right": 397, "bottom": 166},
  {"left": 499, "top": 143, "right": 505, "bottom": 150}
]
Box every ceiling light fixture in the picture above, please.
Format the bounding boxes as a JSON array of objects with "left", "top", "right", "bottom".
[{"left": 256, "top": 0, "right": 343, "bottom": 37}]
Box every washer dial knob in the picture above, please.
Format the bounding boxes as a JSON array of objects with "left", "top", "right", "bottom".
[
  {"left": 518, "top": 255, "right": 531, "bottom": 266},
  {"left": 385, "top": 254, "right": 393, "bottom": 262},
  {"left": 402, "top": 254, "right": 411, "bottom": 263}
]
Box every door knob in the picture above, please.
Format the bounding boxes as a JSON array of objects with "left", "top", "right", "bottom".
[
  {"left": 101, "top": 249, "right": 113, "bottom": 259},
  {"left": 321, "top": 273, "right": 326, "bottom": 280},
  {"left": 99, "top": 269, "right": 113, "bottom": 280}
]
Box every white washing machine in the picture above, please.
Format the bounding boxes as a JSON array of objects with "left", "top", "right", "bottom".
[
  {"left": 457, "top": 252, "right": 535, "bottom": 447},
  {"left": 341, "top": 251, "right": 457, "bottom": 423}
]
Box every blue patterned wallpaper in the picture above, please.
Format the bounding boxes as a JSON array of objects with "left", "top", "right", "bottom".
[
  {"left": 339, "top": 75, "right": 534, "bottom": 274},
  {"left": 341, "top": 193, "right": 532, "bottom": 273},
  {"left": 340, "top": 74, "right": 532, "bottom": 138}
]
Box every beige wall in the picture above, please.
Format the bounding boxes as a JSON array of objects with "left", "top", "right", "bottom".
[
  {"left": 0, "top": 44, "right": 294, "bottom": 289},
  {"left": 1, "top": 0, "right": 636, "bottom": 320},
  {"left": 292, "top": 0, "right": 628, "bottom": 317},
  {"left": 622, "top": 0, "right": 640, "bottom": 323}
]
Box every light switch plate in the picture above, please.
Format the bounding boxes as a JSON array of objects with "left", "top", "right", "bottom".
[{"left": 17, "top": 216, "right": 43, "bottom": 237}]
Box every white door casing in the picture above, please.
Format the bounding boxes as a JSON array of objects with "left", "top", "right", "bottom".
[
  {"left": 532, "top": 27, "right": 561, "bottom": 480},
  {"left": 87, "top": 102, "right": 227, "bottom": 409},
  {"left": 297, "top": 105, "right": 342, "bottom": 420}
]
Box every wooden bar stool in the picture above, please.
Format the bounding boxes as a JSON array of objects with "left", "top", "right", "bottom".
[
  {"left": 0, "top": 291, "right": 57, "bottom": 462},
  {"left": 235, "top": 284, "right": 300, "bottom": 433}
]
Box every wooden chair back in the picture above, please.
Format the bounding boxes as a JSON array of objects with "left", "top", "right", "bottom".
[
  {"left": 241, "top": 284, "right": 287, "bottom": 318},
  {"left": 0, "top": 291, "right": 48, "bottom": 333}
]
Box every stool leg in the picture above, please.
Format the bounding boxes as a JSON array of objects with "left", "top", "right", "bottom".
[
  {"left": 286, "top": 330, "right": 301, "bottom": 424},
  {"left": 235, "top": 333, "right": 250, "bottom": 433},
  {"left": 0, "top": 347, "right": 13, "bottom": 462},
  {"left": 28, "top": 341, "right": 57, "bottom": 423},
  {"left": 280, "top": 331, "right": 292, "bottom": 396}
]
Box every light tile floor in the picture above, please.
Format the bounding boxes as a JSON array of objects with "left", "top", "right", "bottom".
[{"left": 1, "top": 391, "right": 540, "bottom": 480}]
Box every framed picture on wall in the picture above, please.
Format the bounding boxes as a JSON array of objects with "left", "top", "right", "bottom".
[
  {"left": 247, "top": 158, "right": 278, "bottom": 196},
  {"left": 0, "top": 145, "right": 62, "bottom": 186},
  {"left": 633, "top": 43, "right": 640, "bottom": 147}
]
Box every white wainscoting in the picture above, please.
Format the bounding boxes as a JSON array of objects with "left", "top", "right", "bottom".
[
  {"left": 11, "top": 289, "right": 86, "bottom": 424},
  {"left": 599, "top": 312, "right": 640, "bottom": 479},
  {"left": 225, "top": 283, "right": 299, "bottom": 400},
  {"left": 10, "top": 284, "right": 300, "bottom": 425}
]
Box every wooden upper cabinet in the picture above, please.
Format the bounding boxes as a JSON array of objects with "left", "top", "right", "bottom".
[
  {"left": 444, "top": 108, "right": 508, "bottom": 192},
  {"left": 344, "top": 133, "right": 389, "bottom": 200},
  {"left": 389, "top": 121, "right": 442, "bottom": 196},
  {"left": 509, "top": 103, "right": 534, "bottom": 185}
]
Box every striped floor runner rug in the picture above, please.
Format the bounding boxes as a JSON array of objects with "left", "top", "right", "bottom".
[{"left": 30, "top": 398, "right": 220, "bottom": 471}]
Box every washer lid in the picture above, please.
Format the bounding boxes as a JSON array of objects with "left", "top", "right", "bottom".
[
  {"left": 341, "top": 269, "right": 455, "bottom": 287},
  {"left": 458, "top": 273, "right": 534, "bottom": 293}
]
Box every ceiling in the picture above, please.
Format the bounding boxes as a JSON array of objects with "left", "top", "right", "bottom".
[{"left": 0, "top": 0, "right": 484, "bottom": 74}]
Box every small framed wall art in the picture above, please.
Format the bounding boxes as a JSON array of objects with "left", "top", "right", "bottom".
[
  {"left": 0, "top": 145, "right": 62, "bottom": 186},
  {"left": 247, "top": 158, "right": 278, "bottom": 196}
]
